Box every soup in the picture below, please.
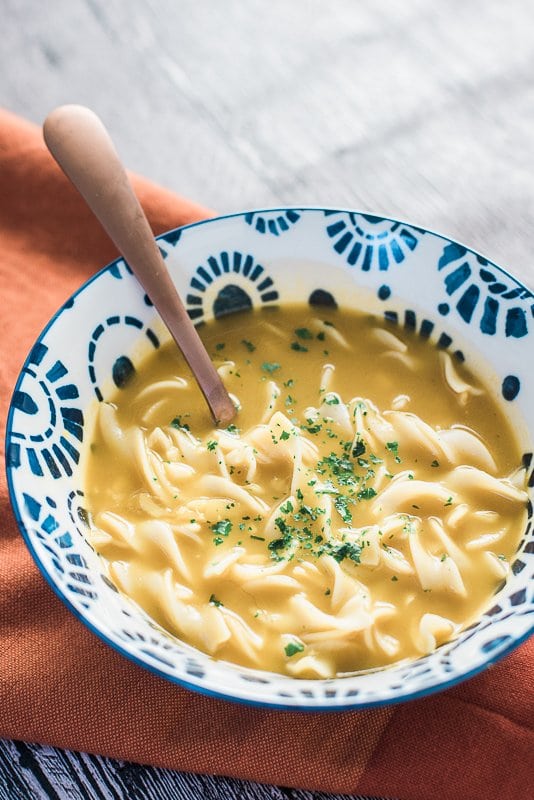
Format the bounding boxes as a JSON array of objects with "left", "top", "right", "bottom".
[{"left": 84, "top": 306, "right": 528, "bottom": 678}]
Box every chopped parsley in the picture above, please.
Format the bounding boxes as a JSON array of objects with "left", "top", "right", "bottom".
[
  {"left": 209, "top": 594, "right": 223, "bottom": 607},
  {"left": 352, "top": 439, "right": 366, "bottom": 458},
  {"left": 294, "top": 327, "right": 313, "bottom": 340},
  {"left": 261, "top": 361, "right": 281, "bottom": 374},
  {"left": 226, "top": 424, "right": 240, "bottom": 434},
  {"left": 211, "top": 519, "right": 232, "bottom": 546},
  {"left": 170, "top": 416, "right": 190, "bottom": 430},
  {"left": 268, "top": 517, "right": 293, "bottom": 553},
  {"left": 279, "top": 430, "right": 290, "bottom": 441},
  {"left": 431, "top": 459, "right": 440, "bottom": 468},
  {"left": 317, "top": 452, "right": 358, "bottom": 487},
  {"left": 215, "top": 342, "right": 225, "bottom": 351},
  {"left": 324, "top": 393, "right": 340, "bottom": 405},
  {"left": 386, "top": 441, "right": 399, "bottom": 454},
  {"left": 334, "top": 495, "right": 353, "bottom": 523},
  {"left": 241, "top": 339, "right": 256, "bottom": 352},
  {"left": 284, "top": 641, "right": 305, "bottom": 658},
  {"left": 206, "top": 440, "right": 217, "bottom": 451},
  {"left": 357, "top": 487, "right": 377, "bottom": 501},
  {"left": 290, "top": 341, "right": 308, "bottom": 352},
  {"left": 330, "top": 541, "right": 361, "bottom": 564}
]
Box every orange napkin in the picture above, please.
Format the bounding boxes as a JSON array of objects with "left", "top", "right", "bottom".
[{"left": 0, "top": 109, "right": 532, "bottom": 800}]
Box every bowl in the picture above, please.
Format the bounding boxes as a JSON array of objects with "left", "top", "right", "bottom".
[{"left": 6, "top": 207, "right": 533, "bottom": 710}]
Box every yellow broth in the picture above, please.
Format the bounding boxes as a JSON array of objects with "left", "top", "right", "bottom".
[{"left": 84, "top": 306, "right": 528, "bottom": 678}]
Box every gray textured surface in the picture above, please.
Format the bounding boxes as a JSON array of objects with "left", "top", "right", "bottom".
[
  {"left": 2, "top": 0, "right": 533, "bottom": 797},
  {"left": 3, "top": 0, "right": 534, "bottom": 287}
]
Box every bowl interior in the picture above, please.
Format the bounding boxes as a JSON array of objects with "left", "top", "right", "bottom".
[{"left": 6, "top": 208, "right": 534, "bottom": 709}]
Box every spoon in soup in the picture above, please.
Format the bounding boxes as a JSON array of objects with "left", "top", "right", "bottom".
[{"left": 43, "top": 104, "right": 236, "bottom": 426}]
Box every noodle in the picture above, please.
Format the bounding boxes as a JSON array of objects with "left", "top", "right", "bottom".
[{"left": 84, "top": 306, "right": 528, "bottom": 678}]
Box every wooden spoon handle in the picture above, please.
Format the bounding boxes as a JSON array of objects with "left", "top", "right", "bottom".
[{"left": 43, "top": 105, "right": 235, "bottom": 426}]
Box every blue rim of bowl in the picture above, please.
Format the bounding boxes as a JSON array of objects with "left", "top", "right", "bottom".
[{"left": 5, "top": 206, "right": 534, "bottom": 711}]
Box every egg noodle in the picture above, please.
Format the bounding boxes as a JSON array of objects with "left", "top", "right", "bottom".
[{"left": 85, "top": 306, "right": 528, "bottom": 678}]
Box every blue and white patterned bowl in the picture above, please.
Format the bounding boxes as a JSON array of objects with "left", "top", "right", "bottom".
[{"left": 6, "top": 208, "right": 534, "bottom": 710}]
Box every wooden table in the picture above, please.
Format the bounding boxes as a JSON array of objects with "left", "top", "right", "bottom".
[{"left": 2, "top": 0, "right": 533, "bottom": 797}]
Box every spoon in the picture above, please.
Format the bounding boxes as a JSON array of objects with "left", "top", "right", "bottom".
[{"left": 43, "top": 104, "right": 236, "bottom": 426}]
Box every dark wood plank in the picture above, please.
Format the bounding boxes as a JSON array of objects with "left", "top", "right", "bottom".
[{"left": 0, "top": 740, "right": 386, "bottom": 800}]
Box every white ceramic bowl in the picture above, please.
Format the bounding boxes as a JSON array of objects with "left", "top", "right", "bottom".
[{"left": 6, "top": 208, "right": 533, "bottom": 709}]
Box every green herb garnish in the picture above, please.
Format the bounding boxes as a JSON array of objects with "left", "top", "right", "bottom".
[
  {"left": 262, "top": 362, "right": 281, "bottom": 374},
  {"left": 294, "top": 327, "right": 313, "bottom": 340},
  {"left": 268, "top": 517, "right": 293, "bottom": 553},
  {"left": 170, "top": 416, "right": 190, "bottom": 431},
  {"left": 211, "top": 519, "right": 232, "bottom": 542},
  {"left": 386, "top": 441, "right": 401, "bottom": 463},
  {"left": 352, "top": 439, "right": 366, "bottom": 458},
  {"left": 357, "top": 487, "right": 377, "bottom": 501},
  {"left": 284, "top": 641, "right": 305, "bottom": 657},
  {"left": 209, "top": 594, "right": 223, "bottom": 607},
  {"left": 324, "top": 393, "right": 340, "bottom": 405},
  {"left": 334, "top": 495, "right": 353, "bottom": 523},
  {"left": 331, "top": 541, "right": 362, "bottom": 564}
]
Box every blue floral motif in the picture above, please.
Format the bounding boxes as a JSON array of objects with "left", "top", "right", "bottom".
[
  {"left": 22, "top": 491, "right": 97, "bottom": 606},
  {"left": 7, "top": 344, "right": 83, "bottom": 480},
  {"left": 437, "top": 243, "right": 533, "bottom": 338},
  {"left": 158, "top": 228, "right": 183, "bottom": 249},
  {"left": 244, "top": 210, "right": 301, "bottom": 236},
  {"left": 383, "top": 307, "right": 466, "bottom": 361},
  {"left": 107, "top": 258, "right": 133, "bottom": 281},
  {"left": 324, "top": 211, "right": 423, "bottom": 270},
  {"left": 186, "top": 251, "right": 279, "bottom": 322},
  {"left": 308, "top": 289, "right": 337, "bottom": 308}
]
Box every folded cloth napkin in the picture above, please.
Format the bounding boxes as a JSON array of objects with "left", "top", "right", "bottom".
[{"left": 0, "top": 108, "right": 532, "bottom": 800}]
